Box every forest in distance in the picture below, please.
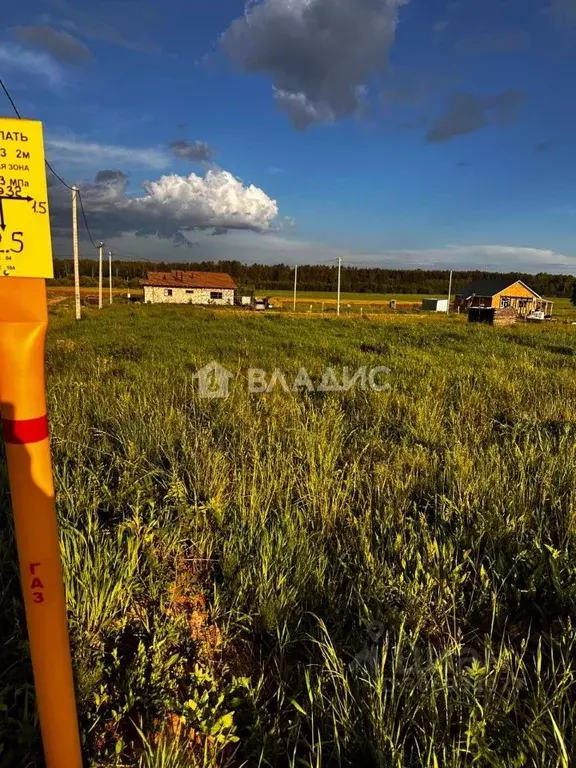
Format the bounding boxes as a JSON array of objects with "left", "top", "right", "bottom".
[{"left": 50, "top": 258, "right": 576, "bottom": 299}]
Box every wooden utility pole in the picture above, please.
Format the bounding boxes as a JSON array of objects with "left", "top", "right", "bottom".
[
  {"left": 337, "top": 257, "right": 342, "bottom": 317},
  {"left": 447, "top": 270, "right": 453, "bottom": 314},
  {"left": 108, "top": 250, "right": 113, "bottom": 304},
  {"left": 293, "top": 264, "right": 298, "bottom": 312},
  {"left": 98, "top": 242, "right": 104, "bottom": 309},
  {"left": 72, "top": 186, "right": 81, "bottom": 321}
]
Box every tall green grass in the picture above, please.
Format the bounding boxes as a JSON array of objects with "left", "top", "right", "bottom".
[{"left": 2, "top": 304, "right": 576, "bottom": 766}]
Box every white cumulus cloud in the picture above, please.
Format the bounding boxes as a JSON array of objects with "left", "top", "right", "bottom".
[
  {"left": 129, "top": 171, "right": 279, "bottom": 231},
  {"left": 49, "top": 169, "right": 280, "bottom": 239}
]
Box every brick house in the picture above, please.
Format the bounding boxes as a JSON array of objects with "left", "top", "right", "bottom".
[{"left": 141, "top": 270, "right": 236, "bottom": 306}]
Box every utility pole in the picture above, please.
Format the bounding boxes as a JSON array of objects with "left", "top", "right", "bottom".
[
  {"left": 447, "top": 270, "right": 453, "bottom": 314},
  {"left": 72, "top": 186, "right": 81, "bottom": 321},
  {"left": 293, "top": 264, "right": 298, "bottom": 312},
  {"left": 337, "top": 256, "right": 342, "bottom": 317},
  {"left": 108, "top": 250, "right": 113, "bottom": 304},
  {"left": 98, "top": 242, "right": 104, "bottom": 309}
]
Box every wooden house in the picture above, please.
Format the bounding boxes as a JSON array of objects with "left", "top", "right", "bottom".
[{"left": 453, "top": 279, "right": 553, "bottom": 317}]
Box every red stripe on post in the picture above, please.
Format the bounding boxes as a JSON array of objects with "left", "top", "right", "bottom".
[{"left": 2, "top": 415, "right": 49, "bottom": 445}]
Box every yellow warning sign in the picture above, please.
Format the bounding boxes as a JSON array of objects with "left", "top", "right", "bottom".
[{"left": 0, "top": 118, "right": 53, "bottom": 279}]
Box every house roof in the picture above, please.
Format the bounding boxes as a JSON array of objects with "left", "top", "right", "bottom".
[
  {"left": 455, "top": 278, "right": 541, "bottom": 299},
  {"left": 141, "top": 270, "right": 237, "bottom": 289}
]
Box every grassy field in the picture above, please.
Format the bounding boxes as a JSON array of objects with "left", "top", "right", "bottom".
[
  {"left": 46, "top": 286, "right": 576, "bottom": 318},
  {"left": 269, "top": 289, "right": 571, "bottom": 305},
  {"left": 3, "top": 302, "right": 576, "bottom": 766},
  {"left": 269, "top": 291, "right": 427, "bottom": 303}
]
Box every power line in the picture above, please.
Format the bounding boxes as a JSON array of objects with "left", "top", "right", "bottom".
[
  {"left": 0, "top": 77, "right": 73, "bottom": 191},
  {"left": 77, "top": 190, "right": 98, "bottom": 249},
  {"left": 45, "top": 161, "right": 74, "bottom": 191},
  {"left": 107, "top": 246, "right": 151, "bottom": 263},
  {"left": 0, "top": 76, "right": 22, "bottom": 118},
  {"left": 45, "top": 160, "right": 101, "bottom": 252},
  {"left": 109, "top": 247, "right": 144, "bottom": 261},
  {"left": 294, "top": 256, "right": 341, "bottom": 267},
  {"left": 0, "top": 74, "right": 99, "bottom": 250}
]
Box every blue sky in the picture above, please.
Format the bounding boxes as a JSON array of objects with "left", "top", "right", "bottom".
[{"left": 1, "top": 0, "right": 576, "bottom": 271}]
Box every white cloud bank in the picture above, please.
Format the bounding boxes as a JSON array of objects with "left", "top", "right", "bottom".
[
  {"left": 46, "top": 136, "right": 169, "bottom": 170},
  {"left": 46, "top": 135, "right": 220, "bottom": 171},
  {"left": 58, "top": 229, "right": 576, "bottom": 275},
  {"left": 199, "top": 237, "right": 574, "bottom": 274},
  {"left": 370, "top": 244, "right": 576, "bottom": 272}
]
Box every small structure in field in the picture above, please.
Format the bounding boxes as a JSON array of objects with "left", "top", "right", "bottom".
[
  {"left": 468, "top": 307, "right": 517, "bottom": 326},
  {"left": 422, "top": 298, "right": 448, "bottom": 312},
  {"left": 454, "top": 279, "right": 553, "bottom": 318},
  {"left": 141, "top": 271, "right": 236, "bottom": 305}
]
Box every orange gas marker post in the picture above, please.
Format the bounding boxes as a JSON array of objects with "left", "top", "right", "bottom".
[{"left": 0, "top": 119, "right": 82, "bottom": 766}]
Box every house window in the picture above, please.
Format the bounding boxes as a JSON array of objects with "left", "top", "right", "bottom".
[
  {"left": 164, "top": 289, "right": 173, "bottom": 297},
  {"left": 186, "top": 290, "right": 194, "bottom": 294},
  {"left": 210, "top": 291, "right": 223, "bottom": 300},
  {"left": 500, "top": 296, "right": 511, "bottom": 308}
]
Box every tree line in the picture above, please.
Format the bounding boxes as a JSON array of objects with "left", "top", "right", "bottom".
[{"left": 50, "top": 258, "right": 576, "bottom": 298}]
